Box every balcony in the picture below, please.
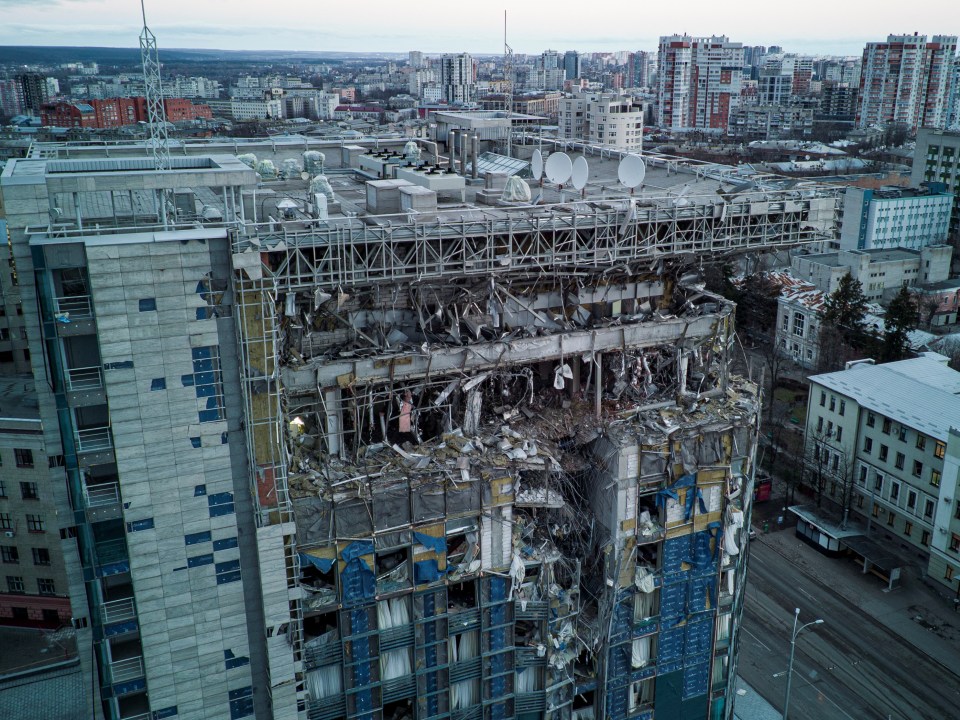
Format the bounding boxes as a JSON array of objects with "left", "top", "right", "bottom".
[
  {"left": 95, "top": 538, "right": 130, "bottom": 577},
  {"left": 66, "top": 365, "right": 104, "bottom": 391},
  {"left": 110, "top": 655, "right": 145, "bottom": 689},
  {"left": 53, "top": 294, "right": 93, "bottom": 321},
  {"left": 82, "top": 481, "right": 122, "bottom": 521},
  {"left": 75, "top": 427, "right": 113, "bottom": 454},
  {"left": 100, "top": 597, "right": 137, "bottom": 637}
]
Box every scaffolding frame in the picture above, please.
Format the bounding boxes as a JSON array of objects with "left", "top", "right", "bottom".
[{"left": 239, "top": 190, "right": 839, "bottom": 292}]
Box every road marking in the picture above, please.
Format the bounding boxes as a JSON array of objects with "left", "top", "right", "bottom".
[
  {"left": 795, "top": 666, "right": 858, "bottom": 720},
  {"left": 741, "top": 626, "right": 772, "bottom": 653}
]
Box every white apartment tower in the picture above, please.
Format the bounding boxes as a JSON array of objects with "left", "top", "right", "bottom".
[
  {"left": 559, "top": 92, "right": 644, "bottom": 151},
  {"left": 857, "top": 33, "right": 958, "bottom": 133},
  {"left": 657, "top": 36, "right": 744, "bottom": 132},
  {"left": 439, "top": 53, "right": 475, "bottom": 105}
]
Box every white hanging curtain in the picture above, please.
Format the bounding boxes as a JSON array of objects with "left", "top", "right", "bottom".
[
  {"left": 631, "top": 636, "right": 651, "bottom": 668},
  {"left": 450, "top": 631, "right": 479, "bottom": 709},
  {"left": 378, "top": 598, "right": 412, "bottom": 680},
  {"left": 516, "top": 667, "right": 535, "bottom": 693},
  {"left": 634, "top": 590, "right": 655, "bottom": 621},
  {"left": 307, "top": 664, "right": 342, "bottom": 700}
]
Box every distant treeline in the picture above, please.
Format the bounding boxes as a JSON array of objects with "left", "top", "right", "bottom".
[{"left": 0, "top": 46, "right": 398, "bottom": 65}]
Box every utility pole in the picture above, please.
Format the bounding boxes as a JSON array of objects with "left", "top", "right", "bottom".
[
  {"left": 504, "top": 10, "right": 513, "bottom": 158},
  {"left": 138, "top": 0, "right": 172, "bottom": 229},
  {"left": 139, "top": 0, "right": 170, "bottom": 172}
]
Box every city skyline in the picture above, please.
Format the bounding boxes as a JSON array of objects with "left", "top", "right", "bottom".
[{"left": 0, "top": 0, "right": 957, "bottom": 55}]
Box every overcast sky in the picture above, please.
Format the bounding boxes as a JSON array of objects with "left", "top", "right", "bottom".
[{"left": 0, "top": 0, "right": 956, "bottom": 56}]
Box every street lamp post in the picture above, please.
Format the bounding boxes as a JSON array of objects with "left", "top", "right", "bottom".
[{"left": 783, "top": 607, "right": 824, "bottom": 720}]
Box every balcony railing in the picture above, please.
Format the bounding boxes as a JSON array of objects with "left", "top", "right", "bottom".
[
  {"left": 53, "top": 295, "right": 93, "bottom": 321},
  {"left": 110, "top": 655, "right": 145, "bottom": 684},
  {"left": 95, "top": 539, "right": 129, "bottom": 567},
  {"left": 84, "top": 482, "right": 121, "bottom": 509},
  {"left": 102, "top": 597, "right": 137, "bottom": 625},
  {"left": 75, "top": 427, "right": 112, "bottom": 453},
  {"left": 66, "top": 365, "right": 104, "bottom": 391}
]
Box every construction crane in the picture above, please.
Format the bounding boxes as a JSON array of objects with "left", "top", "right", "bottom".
[{"left": 139, "top": 0, "right": 171, "bottom": 173}]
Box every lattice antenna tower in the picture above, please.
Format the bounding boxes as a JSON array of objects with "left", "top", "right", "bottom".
[
  {"left": 504, "top": 10, "right": 513, "bottom": 157},
  {"left": 139, "top": 0, "right": 171, "bottom": 171}
]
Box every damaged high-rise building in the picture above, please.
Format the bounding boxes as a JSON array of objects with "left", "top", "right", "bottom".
[{"left": 0, "top": 137, "right": 839, "bottom": 720}]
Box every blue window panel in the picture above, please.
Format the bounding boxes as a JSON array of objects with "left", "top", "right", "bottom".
[
  {"left": 138, "top": 298, "right": 157, "bottom": 312},
  {"left": 221, "top": 432, "right": 229, "bottom": 444},
  {"left": 104, "top": 360, "right": 134, "bottom": 370},
  {"left": 185, "top": 531, "right": 212, "bottom": 546},
  {"left": 199, "top": 409, "right": 222, "bottom": 423},
  {"left": 187, "top": 553, "right": 214, "bottom": 568},
  {"left": 208, "top": 492, "right": 235, "bottom": 517},
  {"left": 190, "top": 437, "right": 202, "bottom": 448},
  {"left": 196, "top": 307, "right": 212, "bottom": 320},
  {"left": 217, "top": 571, "right": 242, "bottom": 585},
  {"left": 216, "top": 559, "right": 240, "bottom": 573},
  {"left": 181, "top": 374, "right": 195, "bottom": 387},
  {"left": 206, "top": 396, "right": 219, "bottom": 409},
  {"left": 193, "top": 358, "right": 213, "bottom": 373},
  {"left": 229, "top": 687, "right": 254, "bottom": 720},
  {"left": 194, "top": 484, "right": 207, "bottom": 496},
  {"left": 154, "top": 707, "right": 178, "bottom": 719},
  {"left": 191, "top": 347, "right": 212, "bottom": 361},
  {"left": 225, "top": 656, "right": 250, "bottom": 670},
  {"left": 194, "top": 380, "right": 217, "bottom": 397},
  {"left": 196, "top": 383, "right": 217, "bottom": 398},
  {"left": 126, "top": 518, "right": 154, "bottom": 532},
  {"left": 213, "top": 537, "right": 238, "bottom": 552},
  {"left": 151, "top": 378, "right": 166, "bottom": 391}
]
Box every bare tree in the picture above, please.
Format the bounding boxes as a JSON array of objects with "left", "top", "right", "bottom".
[{"left": 801, "top": 428, "right": 831, "bottom": 508}]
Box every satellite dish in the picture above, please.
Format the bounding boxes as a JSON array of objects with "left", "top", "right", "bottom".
[
  {"left": 544, "top": 152, "right": 573, "bottom": 185},
  {"left": 618, "top": 154, "right": 646, "bottom": 188},
  {"left": 571, "top": 156, "right": 589, "bottom": 191},
  {"left": 531, "top": 149, "right": 543, "bottom": 180}
]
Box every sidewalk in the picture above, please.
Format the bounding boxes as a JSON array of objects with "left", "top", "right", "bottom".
[
  {"left": 752, "top": 523, "right": 960, "bottom": 677},
  {"left": 733, "top": 676, "right": 781, "bottom": 720}
]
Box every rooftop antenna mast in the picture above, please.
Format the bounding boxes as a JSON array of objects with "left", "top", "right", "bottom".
[
  {"left": 139, "top": 0, "right": 171, "bottom": 172},
  {"left": 504, "top": 10, "right": 513, "bottom": 157}
]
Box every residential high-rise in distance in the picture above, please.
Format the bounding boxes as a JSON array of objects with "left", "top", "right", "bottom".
[
  {"left": 856, "top": 33, "right": 958, "bottom": 133},
  {"left": 15, "top": 72, "right": 50, "bottom": 115},
  {"left": 657, "top": 36, "right": 744, "bottom": 132},
  {"left": 440, "top": 53, "right": 475, "bottom": 105},
  {"left": 627, "top": 51, "right": 652, "bottom": 89},
  {"left": 562, "top": 51, "right": 582, "bottom": 81}
]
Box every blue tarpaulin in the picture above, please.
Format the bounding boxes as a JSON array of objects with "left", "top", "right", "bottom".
[
  {"left": 299, "top": 553, "right": 334, "bottom": 573},
  {"left": 413, "top": 532, "right": 446, "bottom": 555},
  {"left": 340, "top": 540, "right": 374, "bottom": 562},
  {"left": 414, "top": 559, "right": 443, "bottom": 583}
]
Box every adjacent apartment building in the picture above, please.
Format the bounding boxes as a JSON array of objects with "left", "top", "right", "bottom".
[
  {"left": 912, "top": 129, "right": 960, "bottom": 238},
  {"left": 0, "top": 376, "right": 72, "bottom": 628},
  {"left": 806, "top": 355, "right": 960, "bottom": 596},
  {"left": 839, "top": 186, "right": 953, "bottom": 251}
]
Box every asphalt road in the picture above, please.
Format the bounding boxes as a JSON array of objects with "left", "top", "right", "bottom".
[{"left": 738, "top": 539, "right": 960, "bottom": 720}]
